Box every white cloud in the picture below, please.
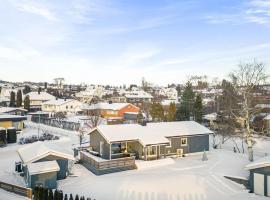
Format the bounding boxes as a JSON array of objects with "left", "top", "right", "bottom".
[{"left": 13, "top": 2, "right": 56, "bottom": 21}]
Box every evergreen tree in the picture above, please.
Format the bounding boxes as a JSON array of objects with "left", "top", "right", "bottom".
[
  {"left": 23, "top": 85, "right": 31, "bottom": 94},
  {"left": 166, "top": 102, "right": 176, "bottom": 121},
  {"left": 45, "top": 82, "right": 48, "bottom": 89},
  {"left": 9, "top": 91, "right": 16, "bottom": 107},
  {"left": 24, "top": 95, "right": 30, "bottom": 111},
  {"left": 75, "top": 195, "right": 79, "bottom": 200},
  {"left": 16, "top": 90, "right": 23, "bottom": 107},
  {"left": 64, "top": 194, "right": 68, "bottom": 200},
  {"left": 43, "top": 188, "right": 49, "bottom": 200},
  {"left": 59, "top": 190, "right": 64, "bottom": 200},
  {"left": 150, "top": 102, "right": 164, "bottom": 122},
  {"left": 48, "top": 189, "right": 54, "bottom": 200},
  {"left": 176, "top": 82, "right": 195, "bottom": 121},
  {"left": 34, "top": 186, "right": 39, "bottom": 200},
  {"left": 69, "top": 194, "right": 74, "bottom": 200},
  {"left": 194, "top": 94, "right": 203, "bottom": 123},
  {"left": 38, "top": 87, "right": 42, "bottom": 94}
]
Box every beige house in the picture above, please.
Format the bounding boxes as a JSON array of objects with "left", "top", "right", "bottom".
[
  {"left": 41, "top": 99, "right": 82, "bottom": 114},
  {"left": 24, "top": 92, "right": 55, "bottom": 110}
]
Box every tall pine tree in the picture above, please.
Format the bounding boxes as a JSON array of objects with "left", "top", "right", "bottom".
[
  {"left": 16, "top": 90, "right": 23, "bottom": 107},
  {"left": 150, "top": 102, "right": 164, "bottom": 122},
  {"left": 9, "top": 91, "right": 16, "bottom": 107},
  {"left": 194, "top": 94, "right": 203, "bottom": 123},
  {"left": 176, "top": 82, "right": 195, "bottom": 121},
  {"left": 24, "top": 95, "right": 30, "bottom": 111},
  {"left": 166, "top": 102, "right": 176, "bottom": 121}
]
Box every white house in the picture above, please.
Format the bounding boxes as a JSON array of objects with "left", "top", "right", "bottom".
[
  {"left": 42, "top": 99, "right": 83, "bottom": 114},
  {"left": 158, "top": 87, "right": 178, "bottom": 100},
  {"left": 24, "top": 92, "right": 55, "bottom": 110}
]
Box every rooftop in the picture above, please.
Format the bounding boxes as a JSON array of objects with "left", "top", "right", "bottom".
[
  {"left": 245, "top": 156, "right": 270, "bottom": 170},
  {"left": 92, "top": 121, "right": 213, "bottom": 146},
  {"left": 24, "top": 92, "right": 55, "bottom": 101},
  {"left": 82, "top": 102, "right": 132, "bottom": 111},
  {"left": 42, "top": 98, "right": 77, "bottom": 106},
  {"left": 17, "top": 141, "right": 74, "bottom": 164},
  {"left": 27, "top": 160, "right": 60, "bottom": 175}
]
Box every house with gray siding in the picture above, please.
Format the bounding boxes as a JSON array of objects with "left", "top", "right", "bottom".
[
  {"left": 17, "top": 141, "right": 74, "bottom": 189},
  {"left": 245, "top": 156, "right": 270, "bottom": 197},
  {"left": 82, "top": 121, "right": 212, "bottom": 175}
]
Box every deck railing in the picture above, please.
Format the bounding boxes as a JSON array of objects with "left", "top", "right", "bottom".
[
  {"left": 0, "top": 181, "right": 32, "bottom": 199},
  {"left": 80, "top": 151, "right": 136, "bottom": 174}
]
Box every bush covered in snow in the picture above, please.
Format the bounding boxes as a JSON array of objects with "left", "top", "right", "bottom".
[{"left": 18, "top": 133, "right": 59, "bottom": 144}]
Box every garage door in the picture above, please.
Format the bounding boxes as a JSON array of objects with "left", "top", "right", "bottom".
[{"left": 254, "top": 173, "right": 264, "bottom": 196}]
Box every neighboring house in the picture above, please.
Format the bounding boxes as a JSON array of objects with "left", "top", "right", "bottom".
[
  {"left": 41, "top": 99, "right": 82, "bottom": 114},
  {"left": 82, "top": 102, "right": 140, "bottom": 124},
  {"left": 245, "top": 156, "right": 270, "bottom": 197},
  {"left": 24, "top": 92, "right": 55, "bottom": 111},
  {"left": 158, "top": 87, "right": 178, "bottom": 100},
  {"left": 89, "top": 121, "right": 212, "bottom": 161},
  {"left": 17, "top": 142, "right": 74, "bottom": 189},
  {"left": 124, "top": 91, "right": 153, "bottom": 107},
  {"left": 0, "top": 96, "right": 10, "bottom": 106},
  {"left": 0, "top": 114, "right": 27, "bottom": 130},
  {"left": 75, "top": 85, "right": 106, "bottom": 103},
  {"left": 0, "top": 107, "right": 27, "bottom": 116},
  {"left": 109, "top": 96, "right": 127, "bottom": 103}
]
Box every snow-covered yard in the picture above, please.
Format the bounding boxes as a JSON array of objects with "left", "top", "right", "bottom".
[
  {"left": 58, "top": 149, "right": 265, "bottom": 200},
  {"left": 1, "top": 122, "right": 270, "bottom": 200}
]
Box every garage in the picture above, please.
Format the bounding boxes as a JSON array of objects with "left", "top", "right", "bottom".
[{"left": 245, "top": 156, "right": 270, "bottom": 197}]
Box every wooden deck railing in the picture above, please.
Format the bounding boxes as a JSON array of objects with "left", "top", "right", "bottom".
[
  {"left": 0, "top": 181, "right": 32, "bottom": 199},
  {"left": 80, "top": 151, "right": 135, "bottom": 171}
]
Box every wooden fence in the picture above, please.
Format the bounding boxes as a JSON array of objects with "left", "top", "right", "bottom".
[
  {"left": 80, "top": 151, "right": 136, "bottom": 175},
  {"left": 0, "top": 181, "right": 32, "bottom": 199}
]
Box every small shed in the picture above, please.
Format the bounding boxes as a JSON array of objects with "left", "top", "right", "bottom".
[
  {"left": 0, "top": 114, "right": 27, "bottom": 130},
  {"left": 18, "top": 141, "right": 75, "bottom": 184},
  {"left": 245, "top": 156, "right": 270, "bottom": 197},
  {"left": 26, "top": 161, "right": 60, "bottom": 189}
]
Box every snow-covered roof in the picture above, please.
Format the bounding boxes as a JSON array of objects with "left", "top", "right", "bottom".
[
  {"left": 255, "top": 104, "right": 270, "bottom": 109},
  {"left": 0, "top": 114, "right": 27, "bottom": 120},
  {"left": 263, "top": 115, "right": 270, "bottom": 120},
  {"left": 82, "top": 103, "right": 133, "bottom": 111},
  {"left": 24, "top": 92, "right": 55, "bottom": 101},
  {"left": 245, "top": 156, "right": 270, "bottom": 170},
  {"left": 17, "top": 141, "right": 75, "bottom": 164},
  {"left": 91, "top": 121, "right": 213, "bottom": 146},
  {"left": 161, "top": 99, "right": 179, "bottom": 106},
  {"left": 124, "top": 91, "right": 153, "bottom": 99},
  {"left": 27, "top": 160, "right": 60, "bottom": 175},
  {"left": 203, "top": 113, "right": 217, "bottom": 121},
  {"left": 0, "top": 107, "right": 27, "bottom": 113},
  {"left": 0, "top": 96, "right": 9, "bottom": 102},
  {"left": 42, "top": 98, "right": 77, "bottom": 106}
]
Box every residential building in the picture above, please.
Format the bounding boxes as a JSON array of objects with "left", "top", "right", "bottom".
[
  {"left": 24, "top": 92, "right": 55, "bottom": 111},
  {"left": 124, "top": 90, "right": 153, "bottom": 107},
  {"left": 82, "top": 121, "right": 212, "bottom": 175},
  {"left": 41, "top": 99, "right": 82, "bottom": 114},
  {"left": 17, "top": 142, "right": 74, "bottom": 189},
  {"left": 0, "top": 114, "right": 27, "bottom": 130},
  {"left": 82, "top": 102, "right": 140, "bottom": 124},
  {"left": 245, "top": 156, "right": 270, "bottom": 197}
]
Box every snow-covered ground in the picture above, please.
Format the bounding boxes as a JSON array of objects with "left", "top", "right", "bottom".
[{"left": 1, "top": 122, "right": 270, "bottom": 200}]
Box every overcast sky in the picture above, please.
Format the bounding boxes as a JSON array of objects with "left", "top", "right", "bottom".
[{"left": 0, "top": 0, "right": 269, "bottom": 86}]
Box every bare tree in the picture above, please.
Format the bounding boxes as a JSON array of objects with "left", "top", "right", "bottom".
[{"left": 230, "top": 60, "right": 269, "bottom": 161}]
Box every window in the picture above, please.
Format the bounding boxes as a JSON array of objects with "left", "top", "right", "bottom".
[{"left": 181, "top": 138, "right": 187, "bottom": 146}]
